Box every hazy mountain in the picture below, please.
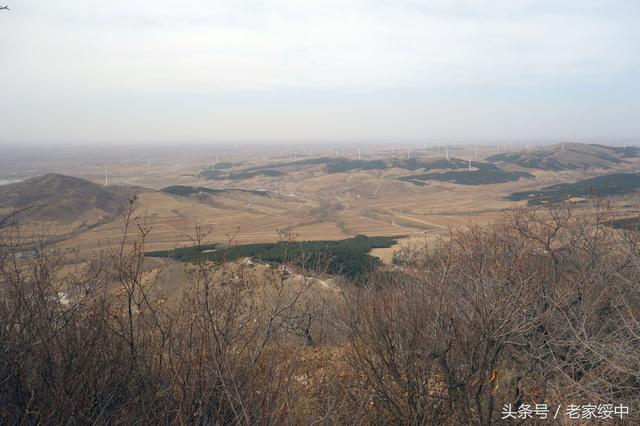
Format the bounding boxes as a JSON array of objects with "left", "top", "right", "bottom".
[{"left": 487, "top": 143, "right": 639, "bottom": 170}]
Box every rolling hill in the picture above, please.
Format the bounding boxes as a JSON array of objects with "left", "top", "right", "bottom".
[
  {"left": 400, "top": 169, "right": 533, "bottom": 185},
  {"left": 507, "top": 172, "right": 640, "bottom": 205},
  {"left": 488, "top": 143, "right": 638, "bottom": 170},
  {"left": 161, "top": 185, "right": 268, "bottom": 197},
  {"left": 0, "top": 173, "right": 138, "bottom": 225},
  {"left": 201, "top": 156, "right": 508, "bottom": 178}
]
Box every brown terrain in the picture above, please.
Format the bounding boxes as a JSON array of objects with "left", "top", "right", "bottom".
[
  {"left": 2, "top": 142, "right": 640, "bottom": 260},
  {"left": 3, "top": 142, "right": 640, "bottom": 424}
]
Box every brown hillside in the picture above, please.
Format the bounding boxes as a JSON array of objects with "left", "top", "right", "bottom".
[
  {"left": 487, "top": 143, "right": 637, "bottom": 170},
  {"left": 0, "top": 173, "right": 138, "bottom": 224}
]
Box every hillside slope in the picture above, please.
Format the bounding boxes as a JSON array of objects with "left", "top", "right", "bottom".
[
  {"left": 488, "top": 143, "right": 638, "bottom": 170},
  {"left": 0, "top": 173, "right": 137, "bottom": 224},
  {"left": 507, "top": 172, "right": 640, "bottom": 205}
]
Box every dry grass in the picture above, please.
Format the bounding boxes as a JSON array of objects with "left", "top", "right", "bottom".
[{"left": 6, "top": 147, "right": 640, "bottom": 264}]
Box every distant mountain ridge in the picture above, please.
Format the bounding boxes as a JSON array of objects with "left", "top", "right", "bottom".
[
  {"left": 207, "top": 156, "right": 504, "bottom": 176},
  {"left": 488, "top": 143, "right": 639, "bottom": 170}
]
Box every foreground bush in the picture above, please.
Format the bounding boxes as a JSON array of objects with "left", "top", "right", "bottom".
[{"left": 1, "top": 200, "right": 639, "bottom": 424}]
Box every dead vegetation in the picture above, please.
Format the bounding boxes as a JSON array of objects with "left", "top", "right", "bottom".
[{"left": 1, "top": 199, "right": 640, "bottom": 424}]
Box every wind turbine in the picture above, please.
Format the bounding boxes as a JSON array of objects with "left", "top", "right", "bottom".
[
  {"left": 96, "top": 163, "right": 110, "bottom": 187},
  {"left": 468, "top": 159, "right": 472, "bottom": 172}
]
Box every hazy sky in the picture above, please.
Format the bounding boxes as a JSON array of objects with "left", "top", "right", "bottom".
[{"left": 1, "top": 0, "right": 639, "bottom": 145}]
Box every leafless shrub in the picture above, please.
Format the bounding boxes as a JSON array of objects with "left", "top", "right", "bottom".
[
  {"left": 2, "top": 200, "right": 640, "bottom": 424},
  {"left": 0, "top": 198, "right": 329, "bottom": 424},
  {"left": 343, "top": 201, "right": 640, "bottom": 425}
]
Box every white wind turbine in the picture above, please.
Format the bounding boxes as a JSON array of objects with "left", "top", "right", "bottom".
[{"left": 96, "top": 163, "right": 111, "bottom": 187}]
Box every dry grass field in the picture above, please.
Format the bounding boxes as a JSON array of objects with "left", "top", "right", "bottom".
[{"left": 4, "top": 143, "right": 640, "bottom": 265}]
